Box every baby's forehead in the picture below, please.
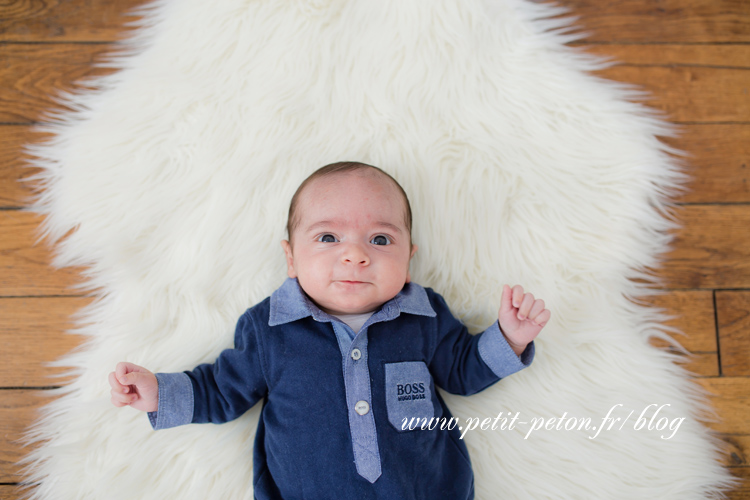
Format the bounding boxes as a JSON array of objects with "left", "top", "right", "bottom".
[
  {"left": 297, "top": 170, "right": 408, "bottom": 222},
  {"left": 301, "top": 170, "right": 402, "bottom": 201}
]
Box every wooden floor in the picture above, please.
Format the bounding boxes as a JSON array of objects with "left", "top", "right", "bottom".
[{"left": 1, "top": 1, "right": 748, "bottom": 498}]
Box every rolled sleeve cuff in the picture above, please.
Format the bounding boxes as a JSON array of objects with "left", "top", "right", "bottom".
[
  {"left": 147, "top": 372, "right": 194, "bottom": 430},
  {"left": 477, "top": 321, "right": 535, "bottom": 379}
]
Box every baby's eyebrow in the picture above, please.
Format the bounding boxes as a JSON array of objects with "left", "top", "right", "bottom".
[
  {"left": 303, "top": 220, "right": 403, "bottom": 233},
  {"left": 304, "top": 220, "right": 337, "bottom": 233},
  {"left": 374, "top": 222, "right": 403, "bottom": 234}
]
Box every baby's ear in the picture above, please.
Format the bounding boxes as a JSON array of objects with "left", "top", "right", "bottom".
[
  {"left": 410, "top": 244, "right": 418, "bottom": 259},
  {"left": 280, "top": 240, "right": 297, "bottom": 278}
]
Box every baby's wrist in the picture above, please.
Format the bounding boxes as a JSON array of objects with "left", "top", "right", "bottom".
[{"left": 498, "top": 322, "right": 527, "bottom": 355}]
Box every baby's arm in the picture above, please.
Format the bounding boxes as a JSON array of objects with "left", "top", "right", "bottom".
[
  {"left": 108, "top": 362, "right": 158, "bottom": 412},
  {"left": 498, "top": 284, "right": 550, "bottom": 356},
  {"left": 108, "top": 310, "right": 268, "bottom": 429}
]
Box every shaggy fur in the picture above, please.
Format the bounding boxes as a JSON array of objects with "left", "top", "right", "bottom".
[{"left": 22, "top": 0, "right": 737, "bottom": 498}]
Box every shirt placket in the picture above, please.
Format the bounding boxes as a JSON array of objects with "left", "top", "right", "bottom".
[{"left": 331, "top": 321, "right": 381, "bottom": 483}]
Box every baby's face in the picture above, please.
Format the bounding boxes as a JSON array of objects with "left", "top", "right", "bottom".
[{"left": 282, "top": 171, "right": 417, "bottom": 315}]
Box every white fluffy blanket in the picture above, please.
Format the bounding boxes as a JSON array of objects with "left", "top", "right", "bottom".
[{"left": 23, "top": 0, "right": 736, "bottom": 498}]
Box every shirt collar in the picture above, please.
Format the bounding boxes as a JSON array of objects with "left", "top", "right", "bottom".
[{"left": 269, "top": 277, "right": 436, "bottom": 326}]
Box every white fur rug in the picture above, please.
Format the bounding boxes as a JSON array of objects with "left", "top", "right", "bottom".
[{"left": 22, "top": 0, "right": 737, "bottom": 498}]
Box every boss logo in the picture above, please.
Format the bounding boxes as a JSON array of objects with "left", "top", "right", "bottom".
[{"left": 396, "top": 382, "right": 426, "bottom": 401}]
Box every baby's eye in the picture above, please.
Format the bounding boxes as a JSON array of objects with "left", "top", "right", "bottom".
[
  {"left": 370, "top": 235, "right": 391, "bottom": 246},
  {"left": 317, "top": 234, "right": 338, "bottom": 243}
]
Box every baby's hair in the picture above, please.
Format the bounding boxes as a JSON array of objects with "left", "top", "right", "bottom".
[{"left": 286, "top": 161, "right": 413, "bottom": 245}]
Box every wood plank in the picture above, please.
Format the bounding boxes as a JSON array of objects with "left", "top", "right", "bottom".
[
  {"left": 697, "top": 377, "right": 750, "bottom": 435},
  {"left": 0, "top": 297, "right": 87, "bottom": 387},
  {"left": 562, "top": 0, "right": 750, "bottom": 44},
  {"left": 580, "top": 44, "right": 750, "bottom": 68},
  {"left": 0, "top": 211, "right": 83, "bottom": 297},
  {"left": 671, "top": 351, "right": 720, "bottom": 378},
  {"left": 0, "top": 485, "right": 28, "bottom": 500},
  {"left": 0, "top": 389, "right": 49, "bottom": 482},
  {"left": 664, "top": 124, "right": 750, "bottom": 205},
  {"left": 0, "top": 0, "right": 146, "bottom": 43},
  {"left": 596, "top": 65, "right": 750, "bottom": 123},
  {"left": 717, "top": 291, "right": 750, "bottom": 377},
  {"left": 0, "top": 44, "right": 117, "bottom": 123},
  {"left": 722, "top": 434, "right": 750, "bottom": 467},
  {"left": 660, "top": 205, "right": 750, "bottom": 289},
  {"left": 643, "top": 289, "right": 718, "bottom": 377},
  {"left": 0, "top": 126, "right": 48, "bottom": 208},
  {"left": 643, "top": 290, "right": 716, "bottom": 352},
  {"left": 726, "top": 467, "right": 750, "bottom": 500}
]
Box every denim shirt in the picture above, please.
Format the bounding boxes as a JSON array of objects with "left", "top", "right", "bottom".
[{"left": 149, "top": 278, "right": 535, "bottom": 500}]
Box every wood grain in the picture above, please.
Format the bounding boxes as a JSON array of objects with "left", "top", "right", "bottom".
[
  {"left": 0, "top": 0, "right": 147, "bottom": 42},
  {"left": 665, "top": 124, "right": 750, "bottom": 205},
  {"left": 716, "top": 291, "right": 750, "bottom": 377},
  {"left": 562, "top": 0, "right": 750, "bottom": 43},
  {"left": 0, "top": 126, "right": 48, "bottom": 208},
  {"left": 644, "top": 290, "right": 717, "bottom": 352},
  {"left": 698, "top": 377, "right": 750, "bottom": 435},
  {"left": 0, "top": 44, "right": 117, "bottom": 123},
  {"left": 580, "top": 44, "right": 750, "bottom": 68},
  {"left": 645, "top": 289, "right": 718, "bottom": 376},
  {"left": 0, "top": 297, "right": 88, "bottom": 387},
  {"left": 727, "top": 468, "right": 750, "bottom": 500},
  {"left": 0, "top": 485, "right": 28, "bottom": 500},
  {"left": 0, "top": 390, "right": 49, "bottom": 482},
  {"left": 660, "top": 205, "right": 750, "bottom": 289},
  {"left": 0, "top": 211, "right": 84, "bottom": 296},
  {"left": 723, "top": 434, "right": 750, "bottom": 467},
  {"left": 596, "top": 65, "right": 750, "bottom": 123}
]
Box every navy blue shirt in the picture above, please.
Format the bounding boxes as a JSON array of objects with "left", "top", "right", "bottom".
[{"left": 150, "top": 278, "right": 534, "bottom": 499}]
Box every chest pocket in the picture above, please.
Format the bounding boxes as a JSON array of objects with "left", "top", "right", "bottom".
[{"left": 384, "top": 361, "right": 442, "bottom": 432}]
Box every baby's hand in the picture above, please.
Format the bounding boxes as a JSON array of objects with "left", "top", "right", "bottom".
[
  {"left": 498, "top": 284, "right": 551, "bottom": 356},
  {"left": 108, "top": 362, "right": 159, "bottom": 413}
]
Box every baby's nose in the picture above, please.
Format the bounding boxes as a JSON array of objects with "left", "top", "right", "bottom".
[{"left": 342, "top": 244, "right": 370, "bottom": 265}]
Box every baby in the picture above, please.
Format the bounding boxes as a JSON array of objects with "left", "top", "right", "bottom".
[{"left": 109, "top": 161, "right": 550, "bottom": 499}]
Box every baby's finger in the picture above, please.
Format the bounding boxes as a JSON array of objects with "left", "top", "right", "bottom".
[
  {"left": 499, "top": 284, "right": 513, "bottom": 315},
  {"left": 532, "top": 309, "right": 551, "bottom": 327},
  {"left": 120, "top": 371, "right": 140, "bottom": 386},
  {"left": 517, "top": 293, "right": 535, "bottom": 320},
  {"left": 511, "top": 285, "right": 525, "bottom": 308},
  {"left": 109, "top": 371, "right": 128, "bottom": 392},
  {"left": 111, "top": 397, "right": 128, "bottom": 407},
  {"left": 528, "top": 299, "right": 546, "bottom": 323},
  {"left": 115, "top": 361, "right": 136, "bottom": 382},
  {"left": 110, "top": 388, "right": 134, "bottom": 406}
]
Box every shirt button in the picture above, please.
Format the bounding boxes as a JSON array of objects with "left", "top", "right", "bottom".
[
  {"left": 351, "top": 348, "right": 361, "bottom": 360},
  {"left": 355, "top": 400, "right": 370, "bottom": 415}
]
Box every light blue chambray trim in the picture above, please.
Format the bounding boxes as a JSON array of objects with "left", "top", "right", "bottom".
[
  {"left": 333, "top": 322, "right": 381, "bottom": 483},
  {"left": 477, "top": 322, "right": 535, "bottom": 379},
  {"left": 148, "top": 372, "right": 194, "bottom": 430},
  {"left": 384, "top": 361, "right": 434, "bottom": 431}
]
